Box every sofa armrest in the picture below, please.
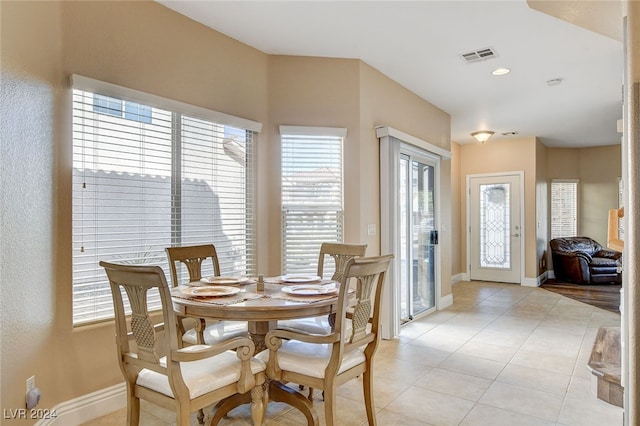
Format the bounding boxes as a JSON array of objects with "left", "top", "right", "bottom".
[
  {"left": 594, "top": 249, "right": 622, "bottom": 260},
  {"left": 552, "top": 251, "right": 591, "bottom": 284}
]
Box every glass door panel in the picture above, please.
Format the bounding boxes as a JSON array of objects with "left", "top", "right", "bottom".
[
  {"left": 479, "top": 183, "right": 511, "bottom": 269},
  {"left": 400, "top": 153, "right": 436, "bottom": 323},
  {"left": 399, "top": 156, "right": 410, "bottom": 320}
]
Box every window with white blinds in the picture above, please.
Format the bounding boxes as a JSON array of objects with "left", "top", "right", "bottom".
[
  {"left": 550, "top": 179, "right": 578, "bottom": 239},
  {"left": 280, "top": 126, "right": 345, "bottom": 275},
  {"left": 72, "top": 75, "right": 260, "bottom": 325}
]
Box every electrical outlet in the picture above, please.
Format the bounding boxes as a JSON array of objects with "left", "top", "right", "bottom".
[
  {"left": 26, "top": 375, "right": 35, "bottom": 395},
  {"left": 25, "top": 375, "right": 41, "bottom": 409}
]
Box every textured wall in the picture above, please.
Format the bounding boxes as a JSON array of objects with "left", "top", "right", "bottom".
[
  {"left": 546, "top": 145, "right": 621, "bottom": 245},
  {"left": 1, "top": 0, "right": 452, "bottom": 416}
]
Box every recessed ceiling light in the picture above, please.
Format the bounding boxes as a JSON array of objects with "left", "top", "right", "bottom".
[
  {"left": 492, "top": 68, "right": 511, "bottom": 76},
  {"left": 547, "top": 78, "right": 563, "bottom": 86}
]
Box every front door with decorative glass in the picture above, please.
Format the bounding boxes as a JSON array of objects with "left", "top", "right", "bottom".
[{"left": 468, "top": 173, "right": 522, "bottom": 284}]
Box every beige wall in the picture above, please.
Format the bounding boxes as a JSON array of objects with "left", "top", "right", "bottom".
[
  {"left": 457, "top": 140, "right": 620, "bottom": 282},
  {"left": 459, "top": 137, "right": 539, "bottom": 280},
  {"left": 450, "top": 142, "right": 463, "bottom": 276},
  {"left": 546, "top": 145, "right": 621, "bottom": 246},
  {"left": 1, "top": 0, "right": 265, "bottom": 417},
  {"left": 0, "top": 0, "right": 451, "bottom": 415},
  {"left": 266, "top": 55, "right": 361, "bottom": 274},
  {"left": 357, "top": 62, "right": 452, "bottom": 295},
  {"left": 536, "top": 140, "right": 549, "bottom": 276},
  {"left": 625, "top": 1, "right": 640, "bottom": 421}
]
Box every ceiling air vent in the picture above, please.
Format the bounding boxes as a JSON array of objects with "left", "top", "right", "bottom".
[{"left": 460, "top": 47, "right": 497, "bottom": 64}]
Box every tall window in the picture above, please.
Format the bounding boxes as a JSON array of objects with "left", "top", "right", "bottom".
[
  {"left": 72, "top": 75, "right": 260, "bottom": 325},
  {"left": 550, "top": 179, "right": 578, "bottom": 239},
  {"left": 280, "top": 126, "right": 345, "bottom": 275}
]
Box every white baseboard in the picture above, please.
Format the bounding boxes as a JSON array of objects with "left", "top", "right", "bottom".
[
  {"left": 451, "top": 273, "right": 465, "bottom": 284},
  {"left": 521, "top": 276, "right": 540, "bottom": 287},
  {"left": 35, "top": 383, "right": 125, "bottom": 426},
  {"left": 455, "top": 272, "right": 540, "bottom": 287},
  {"left": 439, "top": 293, "right": 453, "bottom": 309},
  {"left": 537, "top": 270, "right": 549, "bottom": 285}
]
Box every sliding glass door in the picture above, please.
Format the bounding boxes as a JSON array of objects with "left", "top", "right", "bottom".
[
  {"left": 378, "top": 127, "right": 447, "bottom": 339},
  {"left": 399, "top": 151, "right": 437, "bottom": 323}
]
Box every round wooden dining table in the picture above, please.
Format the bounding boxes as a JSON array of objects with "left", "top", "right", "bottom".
[{"left": 172, "top": 279, "right": 338, "bottom": 425}]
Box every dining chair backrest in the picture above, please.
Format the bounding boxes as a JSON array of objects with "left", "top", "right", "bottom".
[
  {"left": 165, "top": 244, "right": 248, "bottom": 347},
  {"left": 261, "top": 253, "right": 394, "bottom": 426},
  {"left": 317, "top": 242, "right": 367, "bottom": 282},
  {"left": 100, "top": 261, "right": 178, "bottom": 376},
  {"left": 334, "top": 254, "right": 393, "bottom": 352},
  {"left": 100, "top": 260, "right": 266, "bottom": 426},
  {"left": 165, "top": 244, "right": 221, "bottom": 287}
]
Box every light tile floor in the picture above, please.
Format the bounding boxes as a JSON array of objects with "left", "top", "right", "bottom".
[{"left": 84, "top": 280, "right": 623, "bottom": 425}]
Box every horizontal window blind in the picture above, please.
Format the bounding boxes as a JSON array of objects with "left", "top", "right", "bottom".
[
  {"left": 280, "top": 127, "right": 345, "bottom": 276},
  {"left": 550, "top": 180, "right": 578, "bottom": 239},
  {"left": 72, "top": 77, "right": 258, "bottom": 325}
]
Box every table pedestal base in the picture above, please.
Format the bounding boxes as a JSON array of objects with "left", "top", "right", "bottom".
[{"left": 210, "top": 380, "right": 319, "bottom": 426}]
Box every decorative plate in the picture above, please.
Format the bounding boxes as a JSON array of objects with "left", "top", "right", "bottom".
[
  {"left": 279, "top": 275, "right": 322, "bottom": 283},
  {"left": 199, "top": 276, "right": 250, "bottom": 285},
  {"left": 181, "top": 285, "right": 241, "bottom": 297},
  {"left": 281, "top": 284, "right": 338, "bottom": 296}
]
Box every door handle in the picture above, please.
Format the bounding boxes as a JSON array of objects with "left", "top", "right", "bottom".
[
  {"left": 430, "top": 230, "right": 439, "bottom": 245},
  {"left": 512, "top": 233, "right": 520, "bottom": 237}
]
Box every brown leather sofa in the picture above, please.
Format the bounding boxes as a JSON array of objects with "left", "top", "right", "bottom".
[{"left": 550, "top": 237, "right": 621, "bottom": 284}]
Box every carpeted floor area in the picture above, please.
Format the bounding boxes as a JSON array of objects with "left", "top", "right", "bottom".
[{"left": 541, "top": 279, "right": 621, "bottom": 313}]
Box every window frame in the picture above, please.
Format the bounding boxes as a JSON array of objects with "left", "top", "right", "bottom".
[
  {"left": 279, "top": 125, "right": 346, "bottom": 276},
  {"left": 71, "top": 75, "right": 261, "bottom": 326},
  {"left": 550, "top": 179, "right": 579, "bottom": 239}
]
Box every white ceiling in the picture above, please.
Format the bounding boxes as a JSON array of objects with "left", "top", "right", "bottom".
[{"left": 157, "top": 0, "right": 623, "bottom": 147}]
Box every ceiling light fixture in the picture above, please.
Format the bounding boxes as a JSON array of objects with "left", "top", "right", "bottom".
[
  {"left": 492, "top": 68, "right": 511, "bottom": 76},
  {"left": 471, "top": 130, "right": 495, "bottom": 143}
]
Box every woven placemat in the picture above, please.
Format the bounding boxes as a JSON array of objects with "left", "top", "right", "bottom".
[
  {"left": 171, "top": 288, "right": 264, "bottom": 305},
  {"left": 267, "top": 292, "right": 338, "bottom": 303}
]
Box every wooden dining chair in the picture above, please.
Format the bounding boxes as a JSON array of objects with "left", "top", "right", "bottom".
[
  {"left": 100, "top": 261, "right": 267, "bottom": 426},
  {"left": 258, "top": 254, "right": 394, "bottom": 426},
  {"left": 277, "top": 242, "right": 367, "bottom": 399},
  {"left": 165, "top": 244, "right": 248, "bottom": 346},
  {"left": 278, "top": 242, "right": 367, "bottom": 335}
]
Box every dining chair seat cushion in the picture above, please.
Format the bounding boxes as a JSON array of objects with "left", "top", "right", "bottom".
[
  {"left": 182, "top": 320, "right": 249, "bottom": 345},
  {"left": 277, "top": 317, "right": 332, "bottom": 336},
  {"left": 137, "top": 345, "right": 266, "bottom": 399},
  {"left": 257, "top": 340, "right": 365, "bottom": 379},
  {"left": 275, "top": 319, "right": 369, "bottom": 344}
]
